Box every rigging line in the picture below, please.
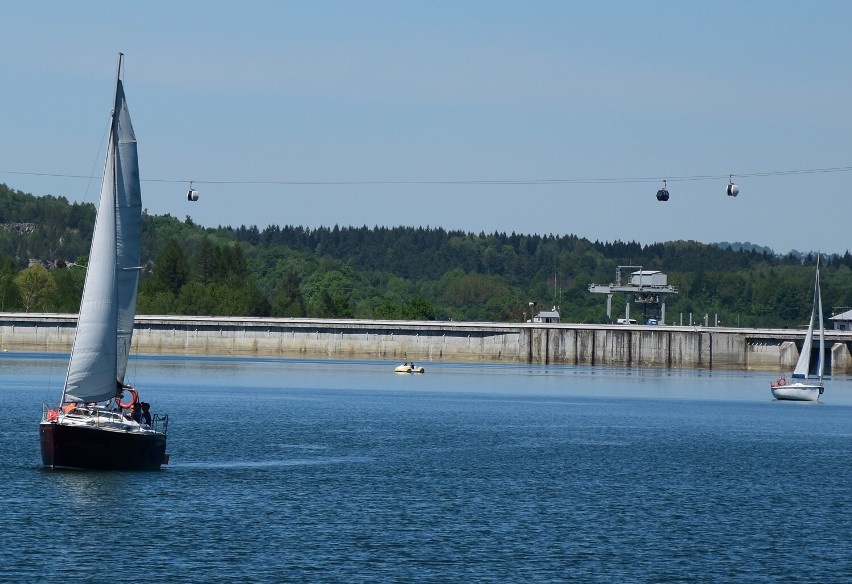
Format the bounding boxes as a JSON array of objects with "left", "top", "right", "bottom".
[
  {"left": 82, "top": 117, "right": 113, "bottom": 203},
  {"left": 2, "top": 165, "right": 852, "bottom": 186}
]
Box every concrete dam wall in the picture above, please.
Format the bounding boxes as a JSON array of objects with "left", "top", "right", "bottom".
[{"left": 2, "top": 313, "right": 852, "bottom": 373}]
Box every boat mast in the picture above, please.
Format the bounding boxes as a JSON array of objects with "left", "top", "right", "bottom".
[{"left": 109, "top": 52, "right": 122, "bottom": 388}]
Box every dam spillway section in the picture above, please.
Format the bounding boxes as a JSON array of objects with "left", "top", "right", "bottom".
[{"left": 3, "top": 313, "right": 852, "bottom": 374}]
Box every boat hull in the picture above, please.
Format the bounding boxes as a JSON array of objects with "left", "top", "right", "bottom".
[
  {"left": 770, "top": 383, "right": 823, "bottom": 402},
  {"left": 40, "top": 422, "right": 167, "bottom": 471},
  {"left": 394, "top": 365, "right": 425, "bottom": 373}
]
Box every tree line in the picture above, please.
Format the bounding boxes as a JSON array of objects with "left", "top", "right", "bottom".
[{"left": 3, "top": 182, "right": 852, "bottom": 328}]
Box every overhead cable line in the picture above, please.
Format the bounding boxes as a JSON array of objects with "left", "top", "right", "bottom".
[{"left": 2, "top": 165, "right": 852, "bottom": 187}]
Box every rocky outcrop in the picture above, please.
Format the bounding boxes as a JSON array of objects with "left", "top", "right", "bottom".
[{"left": 1, "top": 222, "right": 37, "bottom": 235}]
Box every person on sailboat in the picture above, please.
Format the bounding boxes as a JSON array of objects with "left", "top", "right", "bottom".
[{"left": 141, "top": 402, "right": 152, "bottom": 426}]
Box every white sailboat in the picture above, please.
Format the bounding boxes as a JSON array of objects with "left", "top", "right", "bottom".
[
  {"left": 771, "top": 257, "right": 825, "bottom": 402},
  {"left": 39, "top": 54, "right": 169, "bottom": 470}
]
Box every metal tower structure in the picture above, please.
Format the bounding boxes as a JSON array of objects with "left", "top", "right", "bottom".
[{"left": 588, "top": 266, "right": 679, "bottom": 324}]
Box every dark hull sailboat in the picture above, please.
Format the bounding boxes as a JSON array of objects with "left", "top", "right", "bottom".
[
  {"left": 40, "top": 414, "right": 167, "bottom": 471},
  {"left": 39, "top": 54, "right": 168, "bottom": 470}
]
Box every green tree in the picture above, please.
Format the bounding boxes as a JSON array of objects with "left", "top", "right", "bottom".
[
  {"left": 137, "top": 287, "right": 177, "bottom": 315},
  {"left": 195, "top": 236, "right": 216, "bottom": 285},
  {"left": 403, "top": 296, "right": 436, "bottom": 320},
  {"left": 317, "top": 290, "right": 353, "bottom": 318},
  {"left": 15, "top": 263, "right": 57, "bottom": 311},
  {"left": 373, "top": 299, "right": 402, "bottom": 319},
  {"left": 302, "top": 269, "right": 355, "bottom": 316},
  {"left": 50, "top": 263, "right": 86, "bottom": 312},
  {"left": 0, "top": 254, "right": 21, "bottom": 311},
  {"left": 176, "top": 282, "right": 215, "bottom": 315},
  {"left": 210, "top": 284, "right": 250, "bottom": 316},
  {"left": 271, "top": 271, "right": 307, "bottom": 317},
  {"left": 244, "top": 279, "right": 271, "bottom": 317},
  {"left": 152, "top": 239, "right": 189, "bottom": 296}
]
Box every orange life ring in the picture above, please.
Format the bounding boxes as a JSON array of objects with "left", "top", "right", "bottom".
[
  {"left": 775, "top": 377, "right": 787, "bottom": 387},
  {"left": 118, "top": 388, "right": 138, "bottom": 409},
  {"left": 47, "top": 409, "right": 58, "bottom": 421}
]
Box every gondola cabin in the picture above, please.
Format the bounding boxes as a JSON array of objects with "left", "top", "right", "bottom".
[
  {"left": 656, "top": 180, "right": 669, "bottom": 201},
  {"left": 187, "top": 187, "right": 199, "bottom": 202},
  {"left": 726, "top": 182, "right": 739, "bottom": 197}
]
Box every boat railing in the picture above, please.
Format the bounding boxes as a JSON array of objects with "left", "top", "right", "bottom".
[
  {"left": 41, "top": 403, "right": 169, "bottom": 434},
  {"left": 152, "top": 413, "right": 169, "bottom": 435}
]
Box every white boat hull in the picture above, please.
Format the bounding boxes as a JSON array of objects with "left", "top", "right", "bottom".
[
  {"left": 394, "top": 364, "right": 425, "bottom": 373},
  {"left": 770, "top": 382, "right": 823, "bottom": 402}
]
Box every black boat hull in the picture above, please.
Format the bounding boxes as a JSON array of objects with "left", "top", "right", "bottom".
[{"left": 40, "top": 422, "right": 167, "bottom": 471}]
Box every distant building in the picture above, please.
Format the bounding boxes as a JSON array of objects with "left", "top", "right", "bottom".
[
  {"left": 533, "top": 308, "right": 560, "bottom": 324},
  {"left": 830, "top": 309, "right": 852, "bottom": 331},
  {"left": 630, "top": 270, "right": 667, "bottom": 287}
]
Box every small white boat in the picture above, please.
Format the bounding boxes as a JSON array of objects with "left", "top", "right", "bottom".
[
  {"left": 395, "top": 363, "right": 425, "bottom": 373},
  {"left": 771, "top": 257, "right": 825, "bottom": 402},
  {"left": 770, "top": 376, "right": 823, "bottom": 402}
]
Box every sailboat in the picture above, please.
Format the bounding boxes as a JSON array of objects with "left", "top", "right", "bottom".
[
  {"left": 770, "top": 256, "right": 825, "bottom": 402},
  {"left": 39, "top": 54, "right": 169, "bottom": 470}
]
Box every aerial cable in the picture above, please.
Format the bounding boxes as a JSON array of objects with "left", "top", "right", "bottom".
[{"left": 2, "top": 165, "right": 852, "bottom": 188}]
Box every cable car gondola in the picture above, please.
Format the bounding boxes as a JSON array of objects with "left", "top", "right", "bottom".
[
  {"left": 187, "top": 181, "right": 199, "bottom": 202},
  {"left": 656, "top": 180, "right": 669, "bottom": 201},
  {"left": 726, "top": 175, "right": 739, "bottom": 197}
]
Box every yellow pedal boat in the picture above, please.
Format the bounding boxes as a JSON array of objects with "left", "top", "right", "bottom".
[{"left": 394, "top": 363, "right": 425, "bottom": 373}]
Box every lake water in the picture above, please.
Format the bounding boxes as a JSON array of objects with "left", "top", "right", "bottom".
[{"left": 2, "top": 352, "right": 852, "bottom": 582}]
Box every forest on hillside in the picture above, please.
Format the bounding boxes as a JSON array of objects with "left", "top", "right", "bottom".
[{"left": 2, "top": 182, "right": 852, "bottom": 328}]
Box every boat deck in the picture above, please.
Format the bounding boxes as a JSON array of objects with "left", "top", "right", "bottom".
[{"left": 42, "top": 404, "right": 168, "bottom": 434}]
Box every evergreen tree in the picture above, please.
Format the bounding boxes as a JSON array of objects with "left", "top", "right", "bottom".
[
  {"left": 271, "top": 271, "right": 307, "bottom": 317},
  {"left": 50, "top": 264, "right": 86, "bottom": 313},
  {"left": 0, "top": 254, "right": 21, "bottom": 311},
  {"left": 152, "top": 239, "right": 189, "bottom": 296}
]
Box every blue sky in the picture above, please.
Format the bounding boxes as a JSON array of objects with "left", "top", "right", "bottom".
[{"left": 3, "top": 1, "right": 852, "bottom": 255}]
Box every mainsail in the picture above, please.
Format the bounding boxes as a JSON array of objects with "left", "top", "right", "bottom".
[
  {"left": 791, "top": 258, "right": 823, "bottom": 380},
  {"left": 114, "top": 79, "right": 142, "bottom": 382},
  {"left": 816, "top": 264, "right": 825, "bottom": 380},
  {"left": 64, "top": 69, "right": 141, "bottom": 404}
]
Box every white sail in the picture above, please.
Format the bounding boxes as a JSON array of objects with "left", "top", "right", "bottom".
[
  {"left": 816, "top": 264, "right": 824, "bottom": 380},
  {"left": 64, "top": 72, "right": 141, "bottom": 403},
  {"left": 114, "top": 80, "right": 142, "bottom": 383},
  {"left": 792, "top": 259, "right": 822, "bottom": 380}
]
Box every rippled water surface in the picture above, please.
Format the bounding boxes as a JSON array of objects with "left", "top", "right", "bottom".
[{"left": 3, "top": 353, "right": 852, "bottom": 582}]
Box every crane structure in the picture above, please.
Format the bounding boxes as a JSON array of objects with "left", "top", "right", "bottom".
[{"left": 588, "top": 266, "right": 678, "bottom": 325}]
